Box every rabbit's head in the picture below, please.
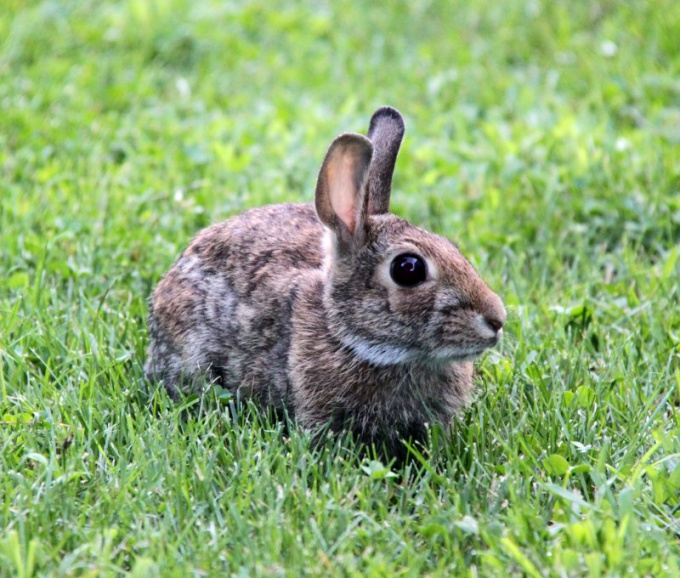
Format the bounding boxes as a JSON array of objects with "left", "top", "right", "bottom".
[{"left": 315, "top": 108, "right": 505, "bottom": 367}]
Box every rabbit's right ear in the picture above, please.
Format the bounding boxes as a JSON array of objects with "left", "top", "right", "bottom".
[
  {"left": 366, "top": 106, "right": 405, "bottom": 215},
  {"left": 315, "top": 133, "right": 373, "bottom": 252}
]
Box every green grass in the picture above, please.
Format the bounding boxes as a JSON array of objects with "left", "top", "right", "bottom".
[{"left": 1, "top": 0, "right": 679, "bottom": 575}]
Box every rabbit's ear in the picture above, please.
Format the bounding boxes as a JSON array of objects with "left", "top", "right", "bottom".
[
  {"left": 315, "top": 133, "right": 373, "bottom": 251},
  {"left": 366, "top": 106, "right": 405, "bottom": 215}
]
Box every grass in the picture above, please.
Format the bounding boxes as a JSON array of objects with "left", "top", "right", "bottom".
[{"left": 1, "top": 0, "right": 679, "bottom": 575}]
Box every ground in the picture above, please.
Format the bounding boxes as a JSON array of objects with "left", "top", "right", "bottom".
[{"left": 1, "top": 0, "right": 679, "bottom": 576}]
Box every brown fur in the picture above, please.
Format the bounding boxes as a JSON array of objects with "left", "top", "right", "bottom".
[{"left": 145, "top": 107, "right": 505, "bottom": 460}]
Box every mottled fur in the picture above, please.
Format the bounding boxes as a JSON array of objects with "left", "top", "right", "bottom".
[{"left": 145, "top": 107, "right": 505, "bottom": 459}]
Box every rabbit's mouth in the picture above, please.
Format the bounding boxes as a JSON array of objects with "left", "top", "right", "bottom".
[{"left": 432, "top": 339, "right": 499, "bottom": 362}]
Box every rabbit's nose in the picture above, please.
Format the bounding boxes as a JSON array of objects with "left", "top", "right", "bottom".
[
  {"left": 479, "top": 290, "right": 506, "bottom": 333},
  {"left": 485, "top": 316, "right": 504, "bottom": 333}
]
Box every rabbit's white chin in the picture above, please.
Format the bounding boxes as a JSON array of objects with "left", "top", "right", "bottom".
[
  {"left": 431, "top": 345, "right": 491, "bottom": 362},
  {"left": 340, "top": 335, "right": 491, "bottom": 367},
  {"left": 340, "top": 335, "right": 418, "bottom": 366}
]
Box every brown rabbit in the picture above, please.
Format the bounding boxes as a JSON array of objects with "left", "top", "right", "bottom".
[{"left": 145, "top": 107, "right": 506, "bottom": 460}]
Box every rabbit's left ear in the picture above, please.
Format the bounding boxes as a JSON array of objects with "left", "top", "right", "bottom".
[
  {"left": 366, "top": 106, "right": 405, "bottom": 215},
  {"left": 315, "top": 133, "right": 373, "bottom": 252}
]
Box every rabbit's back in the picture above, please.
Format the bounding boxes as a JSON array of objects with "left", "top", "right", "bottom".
[{"left": 145, "top": 203, "right": 324, "bottom": 403}]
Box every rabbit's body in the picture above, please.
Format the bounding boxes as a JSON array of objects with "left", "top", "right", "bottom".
[
  {"left": 145, "top": 108, "right": 505, "bottom": 458},
  {"left": 146, "top": 203, "right": 323, "bottom": 407}
]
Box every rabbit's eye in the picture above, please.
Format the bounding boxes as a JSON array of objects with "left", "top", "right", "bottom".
[{"left": 390, "top": 254, "right": 427, "bottom": 287}]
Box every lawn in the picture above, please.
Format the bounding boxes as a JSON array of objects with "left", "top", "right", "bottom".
[{"left": 1, "top": 0, "right": 679, "bottom": 575}]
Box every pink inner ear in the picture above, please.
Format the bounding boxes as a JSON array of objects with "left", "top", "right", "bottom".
[{"left": 328, "top": 157, "right": 358, "bottom": 235}]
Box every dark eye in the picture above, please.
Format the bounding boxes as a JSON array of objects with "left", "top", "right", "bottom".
[{"left": 390, "top": 253, "right": 427, "bottom": 287}]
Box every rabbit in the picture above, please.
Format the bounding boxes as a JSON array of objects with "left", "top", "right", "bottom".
[{"left": 145, "top": 106, "right": 506, "bottom": 461}]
